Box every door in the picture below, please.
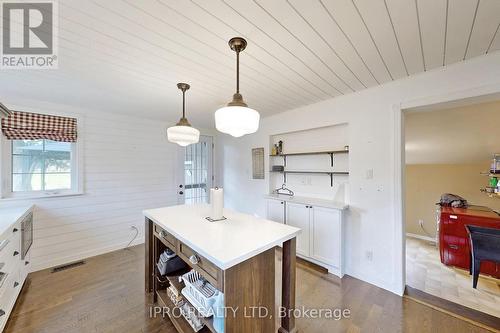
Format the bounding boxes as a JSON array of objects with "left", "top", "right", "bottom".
[
  {"left": 286, "top": 202, "right": 310, "bottom": 256},
  {"left": 266, "top": 199, "right": 285, "bottom": 223},
  {"left": 311, "top": 206, "right": 341, "bottom": 268},
  {"left": 177, "top": 136, "right": 213, "bottom": 204}
]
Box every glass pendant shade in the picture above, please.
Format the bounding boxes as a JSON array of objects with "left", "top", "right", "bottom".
[
  {"left": 215, "top": 105, "right": 260, "bottom": 138},
  {"left": 215, "top": 37, "right": 260, "bottom": 137},
  {"left": 167, "top": 122, "right": 200, "bottom": 146},
  {"left": 167, "top": 83, "right": 200, "bottom": 146}
]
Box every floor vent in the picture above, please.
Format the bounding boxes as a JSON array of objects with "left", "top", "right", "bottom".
[{"left": 51, "top": 260, "right": 86, "bottom": 273}]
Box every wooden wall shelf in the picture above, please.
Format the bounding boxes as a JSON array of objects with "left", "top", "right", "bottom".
[
  {"left": 270, "top": 150, "right": 348, "bottom": 167},
  {"left": 270, "top": 170, "right": 349, "bottom": 186}
]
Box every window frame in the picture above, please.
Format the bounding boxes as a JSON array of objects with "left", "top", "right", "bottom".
[{"left": 0, "top": 110, "right": 84, "bottom": 200}]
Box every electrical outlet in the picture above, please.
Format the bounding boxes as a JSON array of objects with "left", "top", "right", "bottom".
[
  {"left": 418, "top": 219, "right": 424, "bottom": 227},
  {"left": 366, "top": 250, "right": 373, "bottom": 261}
]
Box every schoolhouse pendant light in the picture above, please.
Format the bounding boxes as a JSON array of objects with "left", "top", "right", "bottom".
[
  {"left": 215, "top": 37, "right": 260, "bottom": 137},
  {"left": 167, "top": 83, "right": 200, "bottom": 147}
]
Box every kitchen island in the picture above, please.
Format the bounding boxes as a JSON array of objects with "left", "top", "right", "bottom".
[{"left": 144, "top": 204, "right": 300, "bottom": 333}]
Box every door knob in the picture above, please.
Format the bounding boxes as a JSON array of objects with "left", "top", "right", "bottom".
[
  {"left": 179, "top": 191, "right": 184, "bottom": 195},
  {"left": 179, "top": 184, "right": 183, "bottom": 188}
]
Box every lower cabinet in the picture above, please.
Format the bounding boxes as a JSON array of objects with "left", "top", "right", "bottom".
[
  {"left": 311, "top": 207, "right": 341, "bottom": 269},
  {"left": 285, "top": 203, "right": 311, "bottom": 257},
  {"left": 266, "top": 198, "right": 285, "bottom": 224},
  {"left": 268, "top": 199, "right": 344, "bottom": 277}
]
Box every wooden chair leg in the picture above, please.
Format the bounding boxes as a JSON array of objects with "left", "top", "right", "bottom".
[{"left": 472, "top": 258, "right": 480, "bottom": 289}]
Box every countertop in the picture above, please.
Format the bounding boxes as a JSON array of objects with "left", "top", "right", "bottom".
[
  {"left": 143, "top": 204, "right": 301, "bottom": 270},
  {"left": 265, "top": 194, "right": 349, "bottom": 210},
  {"left": 0, "top": 204, "right": 34, "bottom": 236}
]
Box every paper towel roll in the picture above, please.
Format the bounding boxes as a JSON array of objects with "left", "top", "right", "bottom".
[{"left": 210, "top": 187, "right": 224, "bottom": 221}]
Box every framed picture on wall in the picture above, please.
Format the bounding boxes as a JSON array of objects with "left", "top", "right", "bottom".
[{"left": 252, "top": 147, "right": 265, "bottom": 179}]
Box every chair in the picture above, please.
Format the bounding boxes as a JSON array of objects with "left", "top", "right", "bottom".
[{"left": 465, "top": 225, "right": 500, "bottom": 288}]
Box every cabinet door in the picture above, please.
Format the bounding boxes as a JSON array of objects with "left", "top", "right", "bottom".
[
  {"left": 311, "top": 207, "right": 341, "bottom": 268},
  {"left": 266, "top": 199, "right": 285, "bottom": 224},
  {"left": 286, "top": 203, "right": 310, "bottom": 256}
]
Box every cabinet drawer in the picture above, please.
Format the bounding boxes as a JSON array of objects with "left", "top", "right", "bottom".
[
  {"left": 178, "top": 242, "right": 223, "bottom": 290},
  {"left": 153, "top": 225, "right": 176, "bottom": 249}
]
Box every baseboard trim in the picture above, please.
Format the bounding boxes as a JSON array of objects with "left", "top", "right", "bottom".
[
  {"left": 404, "top": 285, "right": 500, "bottom": 332},
  {"left": 406, "top": 232, "right": 436, "bottom": 243},
  {"left": 30, "top": 237, "right": 145, "bottom": 273}
]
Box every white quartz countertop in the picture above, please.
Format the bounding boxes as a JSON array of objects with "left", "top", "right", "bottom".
[
  {"left": 143, "top": 204, "right": 301, "bottom": 270},
  {"left": 0, "top": 204, "right": 34, "bottom": 236},
  {"left": 265, "top": 194, "right": 349, "bottom": 210}
]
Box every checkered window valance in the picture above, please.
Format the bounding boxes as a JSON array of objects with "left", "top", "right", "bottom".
[{"left": 1, "top": 111, "right": 77, "bottom": 142}]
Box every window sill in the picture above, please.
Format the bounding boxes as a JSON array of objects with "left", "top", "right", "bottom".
[{"left": 0, "top": 191, "right": 84, "bottom": 201}]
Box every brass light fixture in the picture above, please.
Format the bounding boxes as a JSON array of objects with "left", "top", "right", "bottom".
[
  {"left": 215, "top": 37, "right": 260, "bottom": 137},
  {"left": 167, "top": 83, "right": 200, "bottom": 146}
]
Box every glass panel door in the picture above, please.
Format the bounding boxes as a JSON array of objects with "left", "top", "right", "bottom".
[{"left": 180, "top": 135, "right": 213, "bottom": 204}]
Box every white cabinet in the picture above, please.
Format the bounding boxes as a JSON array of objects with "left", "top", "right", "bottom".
[
  {"left": 285, "top": 203, "right": 311, "bottom": 257},
  {"left": 280, "top": 200, "right": 344, "bottom": 277},
  {"left": 266, "top": 198, "right": 285, "bottom": 224},
  {"left": 311, "top": 207, "right": 342, "bottom": 269}
]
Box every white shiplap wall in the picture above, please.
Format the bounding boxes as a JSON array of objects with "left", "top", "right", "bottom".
[{"left": 0, "top": 100, "right": 180, "bottom": 272}]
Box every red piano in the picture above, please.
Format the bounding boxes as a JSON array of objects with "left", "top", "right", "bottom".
[{"left": 439, "top": 205, "right": 500, "bottom": 278}]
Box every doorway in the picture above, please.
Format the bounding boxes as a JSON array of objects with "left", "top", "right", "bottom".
[
  {"left": 177, "top": 135, "right": 213, "bottom": 204},
  {"left": 401, "top": 95, "right": 500, "bottom": 319}
]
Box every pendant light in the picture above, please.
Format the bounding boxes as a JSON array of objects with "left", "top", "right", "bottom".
[
  {"left": 167, "top": 83, "right": 200, "bottom": 146},
  {"left": 215, "top": 37, "right": 260, "bottom": 137}
]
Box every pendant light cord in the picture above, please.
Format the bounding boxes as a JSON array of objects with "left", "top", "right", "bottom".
[
  {"left": 236, "top": 50, "right": 240, "bottom": 94},
  {"left": 182, "top": 89, "right": 186, "bottom": 118}
]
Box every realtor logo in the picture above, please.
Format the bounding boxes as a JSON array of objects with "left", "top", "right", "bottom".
[{"left": 1, "top": 0, "right": 58, "bottom": 69}]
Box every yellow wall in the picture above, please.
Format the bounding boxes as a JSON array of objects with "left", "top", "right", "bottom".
[{"left": 405, "top": 163, "right": 500, "bottom": 238}]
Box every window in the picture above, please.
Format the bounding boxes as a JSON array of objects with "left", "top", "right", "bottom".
[
  {"left": 1, "top": 111, "right": 81, "bottom": 199},
  {"left": 11, "top": 139, "right": 73, "bottom": 192},
  {"left": 182, "top": 136, "right": 213, "bottom": 204}
]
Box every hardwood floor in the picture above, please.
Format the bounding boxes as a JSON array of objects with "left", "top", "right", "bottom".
[{"left": 5, "top": 245, "right": 498, "bottom": 333}]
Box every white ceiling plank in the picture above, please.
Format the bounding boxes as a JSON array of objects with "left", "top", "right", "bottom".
[
  {"left": 160, "top": 0, "right": 328, "bottom": 102},
  {"left": 466, "top": 0, "right": 500, "bottom": 58},
  {"left": 417, "top": 0, "right": 447, "bottom": 70},
  {"left": 445, "top": 0, "right": 479, "bottom": 65},
  {"left": 352, "top": 0, "right": 408, "bottom": 80},
  {"left": 192, "top": 0, "right": 337, "bottom": 99},
  {"left": 0, "top": 0, "right": 494, "bottom": 126},
  {"left": 255, "top": 0, "right": 365, "bottom": 92},
  {"left": 488, "top": 28, "right": 500, "bottom": 53},
  {"left": 288, "top": 0, "right": 378, "bottom": 88},
  {"left": 223, "top": 0, "right": 352, "bottom": 94},
  {"left": 320, "top": 0, "right": 393, "bottom": 83},
  {"left": 384, "top": 0, "right": 424, "bottom": 75}
]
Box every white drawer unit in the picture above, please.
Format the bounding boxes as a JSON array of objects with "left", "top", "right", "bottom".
[
  {"left": 0, "top": 205, "right": 34, "bottom": 332},
  {"left": 267, "top": 196, "right": 346, "bottom": 277}
]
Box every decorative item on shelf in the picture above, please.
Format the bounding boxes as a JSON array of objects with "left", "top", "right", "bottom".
[
  {"left": 344, "top": 145, "right": 349, "bottom": 151},
  {"left": 215, "top": 37, "right": 260, "bottom": 137},
  {"left": 167, "top": 83, "right": 200, "bottom": 146},
  {"left": 491, "top": 154, "right": 500, "bottom": 174},
  {"left": 207, "top": 187, "right": 226, "bottom": 222},
  {"left": 278, "top": 140, "right": 283, "bottom": 155},
  {"left": 271, "top": 145, "right": 277, "bottom": 156}
]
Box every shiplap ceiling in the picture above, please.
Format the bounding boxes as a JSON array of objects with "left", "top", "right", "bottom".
[{"left": 1, "top": 0, "right": 500, "bottom": 127}]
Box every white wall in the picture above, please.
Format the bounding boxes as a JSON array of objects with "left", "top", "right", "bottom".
[
  {"left": 269, "top": 124, "right": 349, "bottom": 200},
  {"left": 217, "top": 51, "right": 500, "bottom": 295},
  {"left": 0, "top": 99, "right": 190, "bottom": 272}
]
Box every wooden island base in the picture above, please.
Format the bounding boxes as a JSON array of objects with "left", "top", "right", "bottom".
[{"left": 145, "top": 216, "right": 298, "bottom": 333}]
